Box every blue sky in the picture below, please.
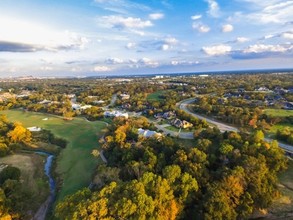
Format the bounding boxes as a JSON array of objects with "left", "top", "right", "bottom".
[{"left": 0, "top": 0, "right": 292, "bottom": 77}]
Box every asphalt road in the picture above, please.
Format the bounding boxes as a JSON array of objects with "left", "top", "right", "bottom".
[
  {"left": 179, "top": 99, "right": 239, "bottom": 133},
  {"left": 179, "top": 98, "right": 293, "bottom": 153}
]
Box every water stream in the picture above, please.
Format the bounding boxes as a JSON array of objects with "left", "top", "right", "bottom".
[{"left": 34, "top": 151, "right": 56, "bottom": 219}]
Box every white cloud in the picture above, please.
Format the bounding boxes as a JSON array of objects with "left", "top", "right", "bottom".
[
  {"left": 94, "top": 0, "right": 150, "bottom": 13},
  {"left": 126, "top": 42, "right": 136, "bottom": 49},
  {"left": 264, "top": 34, "right": 275, "bottom": 39},
  {"left": 282, "top": 32, "right": 293, "bottom": 39},
  {"left": 236, "top": 37, "right": 250, "bottom": 43},
  {"left": 93, "top": 66, "right": 112, "bottom": 72},
  {"left": 243, "top": 44, "right": 292, "bottom": 53},
  {"left": 0, "top": 16, "right": 89, "bottom": 51},
  {"left": 193, "top": 23, "right": 210, "bottom": 33},
  {"left": 99, "top": 15, "right": 153, "bottom": 29},
  {"left": 149, "top": 13, "right": 164, "bottom": 20},
  {"left": 205, "top": 0, "right": 220, "bottom": 17},
  {"left": 202, "top": 44, "right": 232, "bottom": 56},
  {"left": 191, "top": 14, "right": 202, "bottom": 20},
  {"left": 244, "top": 1, "right": 293, "bottom": 24},
  {"left": 161, "top": 44, "right": 169, "bottom": 51},
  {"left": 171, "top": 60, "right": 199, "bottom": 66},
  {"left": 231, "top": 43, "right": 293, "bottom": 59},
  {"left": 105, "top": 58, "right": 124, "bottom": 64},
  {"left": 137, "top": 37, "right": 178, "bottom": 51},
  {"left": 222, "top": 24, "right": 233, "bottom": 33},
  {"left": 40, "top": 66, "right": 53, "bottom": 71},
  {"left": 137, "top": 57, "right": 159, "bottom": 67},
  {"left": 164, "top": 37, "right": 178, "bottom": 45}
]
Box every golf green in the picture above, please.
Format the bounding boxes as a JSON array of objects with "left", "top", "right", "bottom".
[{"left": 1, "top": 110, "right": 106, "bottom": 200}]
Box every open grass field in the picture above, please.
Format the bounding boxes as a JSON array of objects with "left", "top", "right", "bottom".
[
  {"left": 1, "top": 110, "right": 106, "bottom": 201},
  {"left": 264, "top": 109, "right": 293, "bottom": 117},
  {"left": 269, "top": 123, "right": 293, "bottom": 134},
  {"left": 0, "top": 153, "right": 49, "bottom": 209},
  {"left": 147, "top": 90, "right": 166, "bottom": 101}
]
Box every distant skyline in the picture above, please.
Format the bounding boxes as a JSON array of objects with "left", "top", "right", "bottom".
[{"left": 0, "top": 0, "right": 292, "bottom": 77}]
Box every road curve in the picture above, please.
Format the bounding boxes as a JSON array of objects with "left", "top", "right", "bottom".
[
  {"left": 179, "top": 98, "right": 293, "bottom": 153},
  {"left": 179, "top": 99, "right": 239, "bottom": 133}
]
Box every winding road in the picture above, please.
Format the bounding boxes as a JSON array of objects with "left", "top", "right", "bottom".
[{"left": 179, "top": 98, "right": 293, "bottom": 154}]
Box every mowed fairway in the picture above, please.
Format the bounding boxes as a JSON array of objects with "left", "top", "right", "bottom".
[
  {"left": 147, "top": 90, "right": 166, "bottom": 101},
  {"left": 264, "top": 109, "right": 293, "bottom": 117},
  {"left": 1, "top": 110, "right": 106, "bottom": 200}
]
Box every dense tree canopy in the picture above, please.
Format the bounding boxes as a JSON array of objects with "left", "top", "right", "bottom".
[{"left": 56, "top": 117, "right": 288, "bottom": 219}]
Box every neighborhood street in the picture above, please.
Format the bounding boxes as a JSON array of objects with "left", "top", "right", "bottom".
[{"left": 179, "top": 98, "right": 293, "bottom": 154}]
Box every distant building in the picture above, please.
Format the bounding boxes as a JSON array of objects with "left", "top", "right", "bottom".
[
  {"left": 93, "top": 100, "right": 105, "bottom": 104},
  {"left": 65, "top": 94, "right": 76, "bottom": 99},
  {"left": 256, "top": 87, "right": 270, "bottom": 92},
  {"left": 72, "top": 104, "right": 92, "bottom": 110},
  {"left": 284, "top": 102, "right": 293, "bottom": 110},
  {"left": 39, "top": 99, "right": 51, "bottom": 105},
  {"left": 120, "top": 94, "right": 130, "bottom": 100}
]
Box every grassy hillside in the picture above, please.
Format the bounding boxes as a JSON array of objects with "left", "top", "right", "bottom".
[{"left": 1, "top": 110, "right": 106, "bottom": 200}]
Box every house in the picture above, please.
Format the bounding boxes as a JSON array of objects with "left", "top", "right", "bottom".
[
  {"left": 0, "top": 92, "right": 15, "bottom": 102},
  {"left": 80, "top": 105, "right": 92, "bottom": 110},
  {"left": 154, "top": 113, "right": 164, "bottom": 119},
  {"left": 120, "top": 94, "right": 130, "bottom": 100},
  {"left": 284, "top": 102, "right": 293, "bottom": 110},
  {"left": 16, "top": 90, "right": 31, "bottom": 98},
  {"left": 256, "top": 87, "right": 270, "bottom": 92},
  {"left": 172, "top": 119, "right": 193, "bottom": 129},
  {"left": 104, "top": 111, "right": 128, "bottom": 119},
  {"left": 137, "top": 128, "right": 162, "bottom": 138},
  {"left": 72, "top": 103, "right": 81, "bottom": 110},
  {"left": 122, "top": 103, "right": 132, "bottom": 109},
  {"left": 39, "top": 99, "right": 51, "bottom": 105},
  {"left": 65, "top": 94, "right": 76, "bottom": 99},
  {"left": 93, "top": 100, "right": 105, "bottom": 104},
  {"left": 162, "top": 111, "right": 176, "bottom": 119},
  {"left": 72, "top": 104, "right": 92, "bottom": 111}
]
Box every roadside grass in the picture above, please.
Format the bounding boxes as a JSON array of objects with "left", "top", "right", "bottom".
[
  {"left": 0, "top": 153, "right": 49, "bottom": 210},
  {"left": 264, "top": 109, "right": 293, "bottom": 117},
  {"left": 1, "top": 110, "right": 106, "bottom": 201},
  {"left": 269, "top": 123, "right": 293, "bottom": 134},
  {"left": 165, "top": 125, "right": 194, "bottom": 132},
  {"left": 147, "top": 90, "right": 166, "bottom": 101},
  {"left": 173, "top": 138, "right": 195, "bottom": 148}
]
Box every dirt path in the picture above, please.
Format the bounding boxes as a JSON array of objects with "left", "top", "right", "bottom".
[{"left": 33, "top": 197, "right": 52, "bottom": 220}]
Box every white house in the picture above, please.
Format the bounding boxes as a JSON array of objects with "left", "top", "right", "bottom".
[
  {"left": 104, "top": 111, "right": 128, "bottom": 119},
  {"left": 137, "top": 128, "right": 162, "bottom": 138},
  {"left": 120, "top": 94, "right": 130, "bottom": 100}
]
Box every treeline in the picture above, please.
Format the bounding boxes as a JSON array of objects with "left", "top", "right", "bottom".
[
  {"left": 33, "top": 129, "right": 68, "bottom": 149},
  {"left": 55, "top": 118, "right": 287, "bottom": 219},
  {"left": 0, "top": 115, "right": 32, "bottom": 157},
  {"left": 193, "top": 96, "right": 272, "bottom": 130},
  {"left": 276, "top": 127, "right": 293, "bottom": 145}
]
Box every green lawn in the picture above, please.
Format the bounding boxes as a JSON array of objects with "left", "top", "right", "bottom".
[
  {"left": 269, "top": 123, "right": 293, "bottom": 134},
  {"left": 265, "top": 109, "right": 293, "bottom": 117},
  {"left": 1, "top": 110, "right": 106, "bottom": 201},
  {"left": 147, "top": 90, "right": 166, "bottom": 101}
]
